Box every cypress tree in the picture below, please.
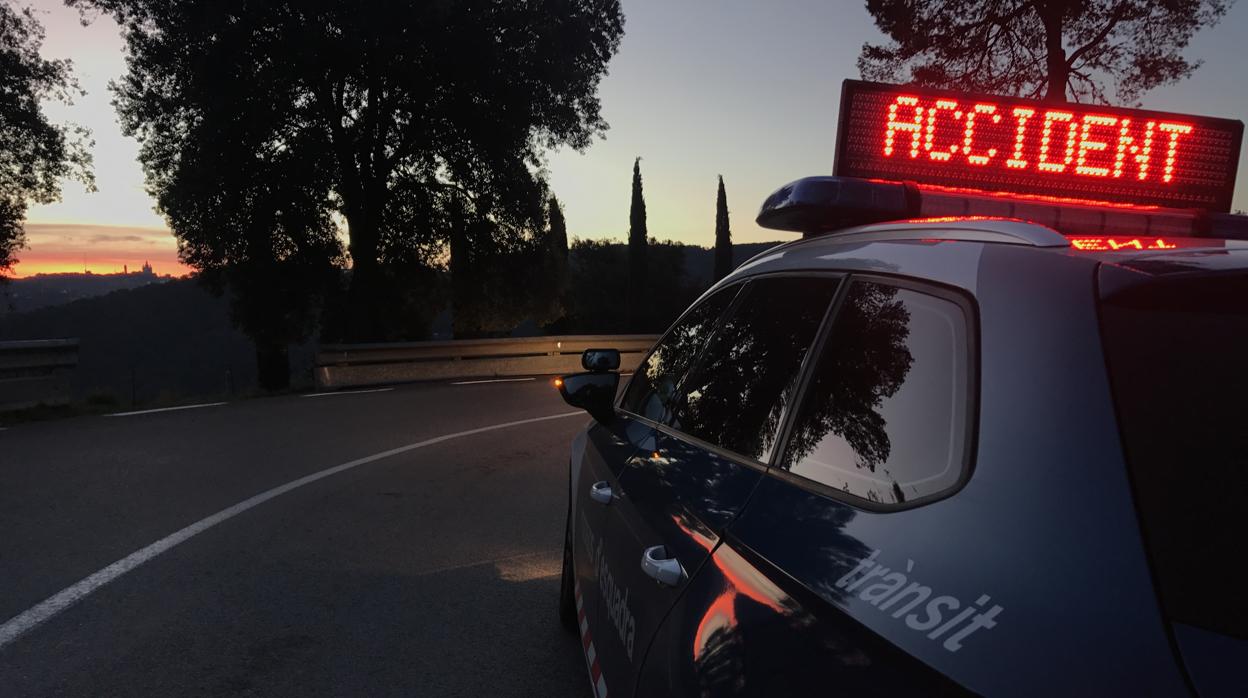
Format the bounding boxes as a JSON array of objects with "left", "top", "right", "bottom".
[
  {"left": 713, "top": 175, "right": 732, "bottom": 281},
  {"left": 627, "top": 157, "right": 648, "bottom": 330},
  {"left": 548, "top": 194, "right": 570, "bottom": 315},
  {"left": 548, "top": 194, "right": 569, "bottom": 263}
]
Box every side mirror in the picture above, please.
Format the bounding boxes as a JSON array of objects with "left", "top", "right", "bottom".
[
  {"left": 581, "top": 348, "right": 621, "bottom": 372},
  {"left": 556, "top": 371, "right": 620, "bottom": 424}
]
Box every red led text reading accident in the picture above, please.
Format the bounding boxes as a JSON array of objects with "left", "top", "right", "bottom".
[
  {"left": 834, "top": 81, "right": 1244, "bottom": 212},
  {"left": 883, "top": 98, "right": 1191, "bottom": 182}
]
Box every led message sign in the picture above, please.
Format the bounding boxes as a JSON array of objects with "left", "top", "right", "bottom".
[{"left": 833, "top": 80, "right": 1244, "bottom": 212}]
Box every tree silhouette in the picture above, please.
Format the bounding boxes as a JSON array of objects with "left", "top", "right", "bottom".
[
  {"left": 564, "top": 238, "right": 702, "bottom": 334},
  {"left": 548, "top": 196, "right": 570, "bottom": 286},
  {"left": 860, "top": 0, "right": 1233, "bottom": 104},
  {"left": 447, "top": 190, "right": 569, "bottom": 338},
  {"left": 713, "top": 176, "right": 732, "bottom": 282},
  {"left": 628, "top": 157, "right": 649, "bottom": 330},
  {"left": 149, "top": 95, "right": 343, "bottom": 389},
  {"left": 75, "top": 0, "right": 624, "bottom": 339},
  {"left": 0, "top": 1, "right": 93, "bottom": 275},
  {"left": 544, "top": 195, "right": 571, "bottom": 331}
]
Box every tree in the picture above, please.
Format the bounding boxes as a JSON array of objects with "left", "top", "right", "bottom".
[
  {"left": 1, "top": 0, "right": 92, "bottom": 275},
  {"left": 548, "top": 196, "right": 570, "bottom": 277},
  {"left": 143, "top": 65, "right": 344, "bottom": 390},
  {"left": 568, "top": 238, "right": 628, "bottom": 332},
  {"left": 447, "top": 190, "right": 569, "bottom": 338},
  {"left": 76, "top": 0, "right": 625, "bottom": 339},
  {"left": 713, "top": 175, "right": 732, "bottom": 282},
  {"left": 544, "top": 194, "right": 571, "bottom": 331},
  {"left": 627, "top": 157, "right": 648, "bottom": 329},
  {"left": 860, "top": 0, "right": 1233, "bottom": 104},
  {"left": 567, "top": 237, "right": 699, "bottom": 334}
]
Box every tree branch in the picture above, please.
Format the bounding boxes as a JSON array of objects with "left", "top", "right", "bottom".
[
  {"left": 314, "top": 78, "right": 362, "bottom": 207},
  {"left": 1066, "top": 1, "right": 1129, "bottom": 68}
]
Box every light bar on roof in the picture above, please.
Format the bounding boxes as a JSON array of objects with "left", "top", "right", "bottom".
[
  {"left": 756, "top": 176, "right": 1248, "bottom": 239},
  {"left": 834, "top": 80, "right": 1244, "bottom": 212}
]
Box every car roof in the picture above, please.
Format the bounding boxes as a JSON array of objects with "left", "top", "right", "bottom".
[{"left": 728, "top": 217, "right": 1248, "bottom": 290}]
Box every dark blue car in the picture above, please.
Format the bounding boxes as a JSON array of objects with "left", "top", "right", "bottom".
[{"left": 555, "top": 177, "right": 1248, "bottom": 698}]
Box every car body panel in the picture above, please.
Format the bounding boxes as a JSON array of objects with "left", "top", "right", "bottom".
[
  {"left": 636, "top": 538, "right": 972, "bottom": 697},
  {"left": 592, "top": 427, "right": 766, "bottom": 697},
  {"left": 567, "top": 224, "right": 1220, "bottom": 697},
  {"left": 574, "top": 414, "right": 658, "bottom": 691}
]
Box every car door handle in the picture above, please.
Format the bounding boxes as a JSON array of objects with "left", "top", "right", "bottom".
[
  {"left": 640, "top": 545, "right": 686, "bottom": 587},
  {"left": 589, "top": 480, "right": 614, "bottom": 505}
]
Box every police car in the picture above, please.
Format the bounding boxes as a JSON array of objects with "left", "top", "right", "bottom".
[{"left": 555, "top": 80, "right": 1247, "bottom": 697}]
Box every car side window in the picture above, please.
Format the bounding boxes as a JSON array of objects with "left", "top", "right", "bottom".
[
  {"left": 620, "top": 284, "right": 741, "bottom": 422},
  {"left": 779, "top": 279, "right": 971, "bottom": 506},
  {"left": 668, "top": 276, "right": 840, "bottom": 462}
]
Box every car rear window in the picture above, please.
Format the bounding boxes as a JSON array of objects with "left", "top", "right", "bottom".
[
  {"left": 778, "top": 279, "right": 971, "bottom": 507},
  {"left": 1100, "top": 271, "right": 1248, "bottom": 640}
]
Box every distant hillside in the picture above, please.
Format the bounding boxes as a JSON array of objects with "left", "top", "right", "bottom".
[
  {"left": 680, "top": 241, "right": 787, "bottom": 285},
  {"left": 0, "top": 240, "right": 786, "bottom": 404},
  {"left": 0, "top": 279, "right": 303, "bottom": 404},
  {"left": 0, "top": 269, "right": 174, "bottom": 313}
]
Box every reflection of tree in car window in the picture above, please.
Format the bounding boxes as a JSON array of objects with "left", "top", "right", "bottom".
[
  {"left": 672, "top": 277, "right": 840, "bottom": 462},
  {"left": 782, "top": 281, "right": 969, "bottom": 506},
  {"left": 784, "top": 282, "right": 912, "bottom": 472},
  {"left": 621, "top": 286, "right": 740, "bottom": 420}
]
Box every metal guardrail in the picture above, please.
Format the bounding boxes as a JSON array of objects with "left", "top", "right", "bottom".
[
  {"left": 314, "top": 334, "right": 659, "bottom": 390},
  {"left": 0, "top": 339, "right": 79, "bottom": 411}
]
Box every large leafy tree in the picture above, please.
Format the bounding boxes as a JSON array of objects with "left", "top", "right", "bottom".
[
  {"left": 154, "top": 94, "right": 344, "bottom": 389},
  {"left": 75, "top": 0, "right": 624, "bottom": 339},
  {"left": 1, "top": 1, "right": 92, "bottom": 275},
  {"left": 860, "top": 0, "right": 1234, "bottom": 104}
]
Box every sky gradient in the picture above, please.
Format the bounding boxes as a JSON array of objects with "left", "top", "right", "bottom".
[{"left": 17, "top": 0, "right": 1248, "bottom": 277}]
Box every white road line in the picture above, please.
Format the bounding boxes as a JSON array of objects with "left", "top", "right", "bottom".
[
  {"left": 106, "top": 402, "right": 227, "bottom": 418},
  {"left": 450, "top": 377, "right": 537, "bottom": 385},
  {"left": 0, "top": 410, "right": 581, "bottom": 652},
  {"left": 301, "top": 387, "right": 394, "bottom": 398}
]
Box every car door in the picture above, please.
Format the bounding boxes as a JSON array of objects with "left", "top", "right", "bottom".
[
  {"left": 572, "top": 413, "right": 655, "bottom": 675},
  {"left": 593, "top": 274, "right": 843, "bottom": 697},
  {"left": 576, "top": 283, "right": 743, "bottom": 695},
  {"left": 635, "top": 276, "right": 981, "bottom": 697}
]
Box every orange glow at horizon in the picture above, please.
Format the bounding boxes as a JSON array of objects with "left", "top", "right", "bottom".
[
  {"left": 7, "top": 256, "right": 192, "bottom": 278},
  {"left": 7, "top": 262, "right": 191, "bottom": 279},
  {"left": 7, "top": 223, "right": 192, "bottom": 279}
]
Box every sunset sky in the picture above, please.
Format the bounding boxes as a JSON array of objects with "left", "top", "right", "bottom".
[{"left": 17, "top": 0, "right": 1248, "bottom": 277}]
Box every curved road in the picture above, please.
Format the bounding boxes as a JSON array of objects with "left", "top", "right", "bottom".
[{"left": 0, "top": 379, "right": 592, "bottom": 696}]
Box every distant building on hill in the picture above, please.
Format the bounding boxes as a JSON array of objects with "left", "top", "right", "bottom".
[
  {"left": 1, "top": 266, "right": 171, "bottom": 314},
  {"left": 125, "top": 261, "right": 155, "bottom": 278}
]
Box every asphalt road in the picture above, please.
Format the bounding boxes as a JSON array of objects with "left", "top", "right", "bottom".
[{"left": 0, "top": 379, "right": 593, "bottom": 697}]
